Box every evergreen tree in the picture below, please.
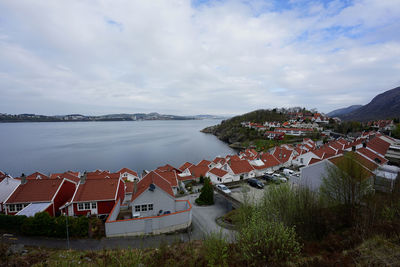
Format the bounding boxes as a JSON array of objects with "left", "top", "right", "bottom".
[{"left": 196, "top": 177, "right": 214, "bottom": 205}]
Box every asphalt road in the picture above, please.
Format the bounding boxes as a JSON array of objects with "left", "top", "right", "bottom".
[{"left": 1, "top": 192, "right": 235, "bottom": 250}]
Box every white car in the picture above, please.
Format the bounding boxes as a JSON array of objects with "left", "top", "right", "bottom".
[{"left": 216, "top": 184, "right": 232, "bottom": 194}]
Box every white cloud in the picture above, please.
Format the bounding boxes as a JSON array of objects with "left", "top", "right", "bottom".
[{"left": 0, "top": 0, "right": 399, "bottom": 115}]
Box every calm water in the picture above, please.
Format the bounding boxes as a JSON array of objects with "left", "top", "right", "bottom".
[{"left": 0, "top": 120, "right": 235, "bottom": 177}]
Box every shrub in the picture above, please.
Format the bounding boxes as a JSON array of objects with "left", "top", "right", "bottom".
[
  {"left": 203, "top": 232, "right": 229, "bottom": 267},
  {"left": 0, "top": 214, "right": 26, "bottom": 233},
  {"left": 70, "top": 215, "right": 89, "bottom": 238},
  {"left": 236, "top": 209, "right": 301, "bottom": 265},
  {"left": 260, "top": 183, "right": 327, "bottom": 240},
  {"left": 21, "top": 212, "right": 54, "bottom": 236}
]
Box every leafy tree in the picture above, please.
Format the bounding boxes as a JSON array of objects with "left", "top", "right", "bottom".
[
  {"left": 320, "top": 152, "right": 373, "bottom": 219},
  {"left": 196, "top": 177, "right": 214, "bottom": 205},
  {"left": 392, "top": 124, "right": 400, "bottom": 139}
]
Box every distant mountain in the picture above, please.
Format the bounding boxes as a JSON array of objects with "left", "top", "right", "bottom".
[
  {"left": 340, "top": 86, "right": 400, "bottom": 121},
  {"left": 327, "top": 105, "right": 362, "bottom": 117},
  {"left": 0, "top": 112, "right": 197, "bottom": 122}
]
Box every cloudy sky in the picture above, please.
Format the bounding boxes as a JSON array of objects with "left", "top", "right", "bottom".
[{"left": 0, "top": 0, "right": 399, "bottom": 116}]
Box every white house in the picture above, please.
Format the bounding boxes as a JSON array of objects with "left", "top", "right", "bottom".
[
  {"left": 118, "top": 168, "right": 139, "bottom": 182},
  {"left": 221, "top": 160, "right": 256, "bottom": 181},
  {"left": 207, "top": 168, "right": 234, "bottom": 184},
  {"left": 0, "top": 175, "right": 20, "bottom": 213}
]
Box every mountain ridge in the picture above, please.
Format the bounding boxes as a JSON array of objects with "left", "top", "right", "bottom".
[{"left": 339, "top": 86, "right": 400, "bottom": 121}]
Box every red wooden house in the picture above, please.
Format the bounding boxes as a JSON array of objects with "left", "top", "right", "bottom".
[
  {"left": 64, "top": 177, "right": 125, "bottom": 217},
  {"left": 4, "top": 176, "right": 77, "bottom": 216}
]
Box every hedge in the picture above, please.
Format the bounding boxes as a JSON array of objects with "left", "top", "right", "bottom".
[{"left": 0, "top": 212, "right": 90, "bottom": 238}]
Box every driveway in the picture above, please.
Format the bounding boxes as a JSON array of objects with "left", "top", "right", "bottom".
[{"left": 187, "top": 193, "right": 235, "bottom": 241}]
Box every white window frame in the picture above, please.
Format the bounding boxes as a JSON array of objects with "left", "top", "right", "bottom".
[
  {"left": 91, "top": 202, "right": 97, "bottom": 209},
  {"left": 135, "top": 205, "right": 141, "bottom": 212},
  {"left": 77, "top": 203, "right": 84, "bottom": 211},
  {"left": 148, "top": 204, "right": 153, "bottom": 211},
  {"left": 16, "top": 204, "right": 23, "bottom": 211},
  {"left": 9, "top": 204, "right": 16, "bottom": 212},
  {"left": 141, "top": 204, "right": 147, "bottom": 212}
]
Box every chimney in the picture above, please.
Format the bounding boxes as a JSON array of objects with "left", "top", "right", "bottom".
[
  {"left": 133, "top": 179, "right": 138, "bottom": 195},
  {"left": 80, "top": 171, "right": 87, "bottom": 184},
  {"left": 21, "top": 173, "right": 27, "bottom": 185}
]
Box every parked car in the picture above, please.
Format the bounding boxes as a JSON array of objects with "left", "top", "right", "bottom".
[
  {"left": 247, "top": 178, "right": 264, "bottom": 189},
  {"left": 262, "top": 173, "right": 274, "bottom": 181},
  {"left": 216, "top": 184, "right": 232, "bottom": 194},
  {"left": 283, "top": 168, "right": 295, "bottom": 177}
]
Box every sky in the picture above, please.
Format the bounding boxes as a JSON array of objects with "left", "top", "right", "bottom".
[{"left": 0, "top": 0, "right": 399, "bottom": 116}]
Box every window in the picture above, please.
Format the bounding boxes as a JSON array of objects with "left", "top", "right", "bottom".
[
  {"left": 78, "top": 203, "right": 84, "bottom": 210},
  {"left": 9, "top": 205, "right": 15, "bottom": 212},
  {"left": 84, "top": 203, "right": 90, "bottom": 210},
  {"left": 135, "top": 205, "right": 141, "bottom": 212},
  {"left": 148, "top": 204, "right": 153, "bottom": 211},
  {"left": 91, "top": 202, "right": 97, "bottom": 209},
  {"left": 16, "top": 204, "right": 23, "bottom": 211},
  {"left": 141, "top": 204, "right": 147, "bottom": 211}
]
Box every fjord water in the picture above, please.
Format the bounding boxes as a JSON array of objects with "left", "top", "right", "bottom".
[{"left": 0, "top": 120, "right": 235, "bottom": 177}]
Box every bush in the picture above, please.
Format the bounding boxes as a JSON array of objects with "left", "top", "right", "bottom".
[
  {"left": 21, "top": 212, "right": 54, "bottom": 236},
  {"left": 203, "top": 232, "right": 229, "bottom": 267},
  {"left": 0, "top": 214, "right": 27, "bottom": 233},
  {"left": 0, "top": 212, "right": 90, "bottom": 238},
  {"left": 260, "top": 183, "right": 327, "bottom": 240},
  {"left": 236, "top": 208, "right": 301, "bottom": 265}
]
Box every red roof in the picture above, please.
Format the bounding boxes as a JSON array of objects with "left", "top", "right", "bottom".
[
  {"left": 272, "top": 146, "right": 293, "bottom": 163},
  {"left": 212, "top": 157, "right": 226, "bottom": 165},
  {"left": 309, "top": 158, "right": 322, "bottom": 165},
  {"left": 178, "top": 162, "right": 194, "bottom": 171},
  {"left": 73, "top": 178, "right": 121, "bottom": 202},
  {"left": 344, "top": 139, "right": 364, "bottom": 150},
  {"left": 357, "top": 147, "right": 388, "bottom": 165},
  {"left": 50, "top": 172, "right": 80, "bottom": 183},
  {"left": 208, "top": 168, "right": 228, "bottom": 177},
  {"left": 156, "top": 164, "right": 181, "bottom": 174},
  {"left": 197, "top": 159, "right": 212, "bottom": 167},
  {"left": 367, "top": 137, "right": 390, "bottom": 156},
  {"left": 6, "top": 179, "right": 65, "bottom": 204},
  {"left": 312, "top": 145, "right": 337, "bottom": 159},
  {"left": 329, "top": 153, "right": 378, "bottom": 174},
  {"left": 125, "top": 181, "right": 134, "bottom": 194},
  {"left": 329, "top": 141, "right": 344, "bottom": 151},
  {"left": 260, "top": 153, "right": 281, "bottom": 168},
  {"left": 154, "top": 170, "right": 178, "bottom": 187},
  {"left": 228, "top": 160, "right": 254, "bottom": 175},
  {"left": 118, "top": 168, "right": 138, "bottom": 177},
  {"left": 131, "top": 171, "right": 174, "bottom": 202},
  {"left": 226, "top": 155, "right": 241, "bottom": 162},
  {"left": 86, "top": 172, "right": 120, "bottom": 180},
  {"left": 26, "top": 172, "right": 49, "bottom": 180},
  {"left": 188, "top": 165, "right": 209, "bottom": 178}
]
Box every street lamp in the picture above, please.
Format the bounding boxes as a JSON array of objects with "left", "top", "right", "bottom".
[{"left": 64, "top": 212, "right": 70, "bottom": 250}]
